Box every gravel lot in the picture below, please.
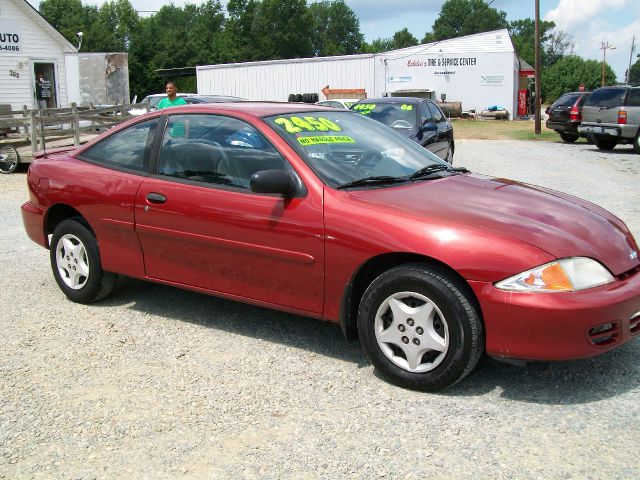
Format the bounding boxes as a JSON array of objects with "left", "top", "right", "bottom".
[{"left": 1, "top": 139, "right": 639, "bottom": 479}]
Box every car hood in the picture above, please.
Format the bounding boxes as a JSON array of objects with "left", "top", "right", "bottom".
[{"left": 347, "top": 173, "right": 639, "bottom": 276}]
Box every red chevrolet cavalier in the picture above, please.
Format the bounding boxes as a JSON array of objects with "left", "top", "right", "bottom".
[{"left": 22, "top": 103, "right": 640, "bottom": 391}]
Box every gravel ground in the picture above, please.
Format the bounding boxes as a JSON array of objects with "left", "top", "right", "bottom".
[{"left": 1, "top": 139, "right": 639, "bottom": 479}]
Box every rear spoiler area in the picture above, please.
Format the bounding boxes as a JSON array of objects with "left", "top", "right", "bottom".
[{"left": 32, "top": 146, "right": 77, "bottom": 159}]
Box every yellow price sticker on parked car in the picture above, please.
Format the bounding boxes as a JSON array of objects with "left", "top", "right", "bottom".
[
  {"left": 400, "top": 104, "right": 414, "bottom": 111},
  {"left": 274, "top": 116, "right": 342, "bottom": 134},
  {"left": 297, "top": 135, "right": 355, "bottom": 146},
  {"left": 353, "top": 104, "right": 377, "bottom": 112}
]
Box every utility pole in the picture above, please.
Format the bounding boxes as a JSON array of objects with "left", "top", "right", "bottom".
[
  {"left": 626, "top": 35, "right": 636, "bottom": 84},
  {"left": 534, "top": 0, "right": 541, "bottom": 135},
  {"left": 601, "top": 41, "right": 615, "bottom": 86}
]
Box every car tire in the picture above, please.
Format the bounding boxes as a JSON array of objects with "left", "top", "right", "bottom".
[
  {"left": 0, "top": 146, "right": 19, "bottom": 174},
  {"left": 633, "top": 133, "right": 640, "bottom": 155},
  {"left": 445, "top": 141, "right": 454, "bottom": 164},
  {"left": 50, "top": 218, "right": 116, "bottom": 304},
  {"left": 559, "top": 132, "right": 579, "bottom": 143},
  {"left": 593, "top": 137, "right": 617, "bottom": 151},
  {"left": 357, "top": 263, "right": 484, "bottom": 391}
]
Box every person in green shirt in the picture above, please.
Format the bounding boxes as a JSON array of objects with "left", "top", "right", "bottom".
[{"left": 157, "top": 81, "right": 187, "bottom": 109}]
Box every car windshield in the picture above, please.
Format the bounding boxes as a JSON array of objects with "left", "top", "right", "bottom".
[
  {"left": 264, "top": 111, "right": 447, "bottom": 188},
  {"left": 351, "top": 102, "right": 418, "bottom": 130}
]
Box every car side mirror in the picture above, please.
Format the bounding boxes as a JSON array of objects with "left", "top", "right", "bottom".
[
  {"left": 250, "top": 169, "right": 295, "bottom": 195},
  {"left": 422, "top": 121, "right": 437, "bottom": 132}
]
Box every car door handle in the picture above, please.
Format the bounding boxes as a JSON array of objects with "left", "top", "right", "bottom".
[{"left": 146, "top": 192, "right": 167, "bottom": 204}]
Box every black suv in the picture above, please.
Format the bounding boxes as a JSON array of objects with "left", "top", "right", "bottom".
[
  {"left": 545, "top": 91, "right": 591, "bottom": 143},
  {"left": 578, "top": 86, "right": 640, "bottom": 153}
]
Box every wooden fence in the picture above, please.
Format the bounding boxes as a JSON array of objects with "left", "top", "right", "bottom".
[{"left": 0, "top": 103, "right": 150, "bottom": 156}]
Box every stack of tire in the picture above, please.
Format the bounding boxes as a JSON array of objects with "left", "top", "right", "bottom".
[{"left": 288, "top": 93, "right": 319, "bottom": 103}]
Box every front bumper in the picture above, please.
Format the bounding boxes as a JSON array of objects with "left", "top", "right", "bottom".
[{"left": 469, "top": 268, "right": 640, "bottom": 361}]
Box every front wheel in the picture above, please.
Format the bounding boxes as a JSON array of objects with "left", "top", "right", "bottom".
[
  {"left": 0, "top": 146, "right": 19, "bottom": 174},
  {"left": 50, "top": 219, "right": 116, "bottom": 303},
  {"left": 445, "top": 141, "right": 454, "bottom": 164},
  {"left": 593, "top": 137, "right": 617, "bottom": 151},
  {"left": 357, "top": 264, "right": 484, "bottom": 391}
]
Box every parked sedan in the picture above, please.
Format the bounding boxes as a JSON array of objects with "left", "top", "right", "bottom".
[
  {"left": 351, "top": 97, "right": 454, "bottom": 163},
  {"left": 545, "top": 91, "right": 591, "bottom": 143},
  {"left": 22, "top": 103, "right": 640, "bottom": 391}
]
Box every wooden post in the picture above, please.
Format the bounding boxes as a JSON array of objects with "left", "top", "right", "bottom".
[
  {"left": 39, "top": 109, "right": 46, "bottom": 152},
  {"left": 22, "top": 105, "right": 29, "bottom": 140},
  {"left": 71, "top": 102, "right": 80, "bottom": 146},
  {"left": 29, "top": 109, "right": 37, "bottom": 155}
]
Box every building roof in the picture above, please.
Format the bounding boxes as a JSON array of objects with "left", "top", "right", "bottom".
[{"left": 17, "top": 0, "right": 77, "bottom": 52}]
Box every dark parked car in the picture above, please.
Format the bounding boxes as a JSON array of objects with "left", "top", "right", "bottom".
[
  {"left": 351, "top": 97, "right": 454, "bottom": 163},
  {"left": 545, "top": 91, "right": 591, "bottom": 143},
  {"left": 22, "top": 103, "right": 640, "bottom": 391},
  {"left": 578, "top": 85, "right": 640, "bottom": 153}
]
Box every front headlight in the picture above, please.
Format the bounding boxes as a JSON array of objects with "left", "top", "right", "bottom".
[{"left": 495, "top": 257, "right": 614, "bottom": 292}]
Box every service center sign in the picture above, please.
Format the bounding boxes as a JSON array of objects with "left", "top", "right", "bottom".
[
  {"left": 407, "top": 56, "right": 477, "bottom": 76},
  {"left": 0, "top": 20, "right": 22, "bottom": 53}
]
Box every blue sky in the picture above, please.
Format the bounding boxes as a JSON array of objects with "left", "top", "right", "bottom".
[{"left": 27, "top": 0, "right": 640, "bottom": 81}]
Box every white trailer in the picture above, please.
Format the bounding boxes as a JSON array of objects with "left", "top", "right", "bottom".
[{"left": 197, "top": 29, "right": 520, "bottom": 119}]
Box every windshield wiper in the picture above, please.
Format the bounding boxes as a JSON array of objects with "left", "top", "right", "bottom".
[
  {"left": 337, "top": 175, "right": 407, "bottom": 189},
  {"left": 409, "top": 164, "right": 469, "bottom": 181}
]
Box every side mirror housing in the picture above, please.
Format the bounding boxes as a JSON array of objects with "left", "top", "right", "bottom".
[
  {"left": 422, "top": 121, "right": 437, "bottom": 132},
  {"left": 250, "top": 169, "right": 295, "bottom": 195}
]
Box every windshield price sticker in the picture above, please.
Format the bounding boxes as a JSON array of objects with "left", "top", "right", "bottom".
[
  {"left": 400, "top": 104, "right": 413, "bottom": 111},
  {"left": 274, "top": 116, "right": 341, "bottom": 134},
  {"left": 297, "top": 135, "right": 355, "bottom": 146},
  {"left": 353, "top": 104, "right": 377, "bottom": 112}
]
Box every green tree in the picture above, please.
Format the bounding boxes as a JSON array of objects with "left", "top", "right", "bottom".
[
  {"left": 224, "top": 0, "right": 259, "bottom": 62},
  {"left": 424, "top": 0, "right": 508, "bottom": 42},
  {"left": 39, "top": 0, "right": 96, "bottom": 47},
  {"left": 542, "top": 55, "right": 616, "bottom": 102},
  {"left": 250, "top": 0, "right": 313, "bottom": 60},
  {"left": 361, "top": 37, "right": 395, "bottom": 54},
  {"left": 629, "top": 60, "right": 640, "bottom": 85},
  {"left": 309, "top": 0, "right": 363, "bottom": 57},
  {"left": 508, "top": 18, "right": 555, "bottom": 67},
  {"left": 391, "top": 28, "right": 418, "bottom": 49}
]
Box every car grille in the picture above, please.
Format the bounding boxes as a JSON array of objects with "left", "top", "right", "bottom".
[{"left": 587, "top": 322, "right": 620, "bottom": 347}]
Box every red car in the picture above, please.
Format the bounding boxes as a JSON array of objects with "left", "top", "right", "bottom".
[{"left": 22, "top": 103, "right": 640, "bottom": 391}]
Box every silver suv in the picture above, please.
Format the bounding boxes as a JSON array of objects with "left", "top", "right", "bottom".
[{"left": 578, "top": 86, "right": 640, "bottom": 153}]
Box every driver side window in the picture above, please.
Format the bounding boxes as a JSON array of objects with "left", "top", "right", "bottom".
[
  {"left": 421, "top": 102, "right": 434, "bottom": 125},
  {"left": 158, "top": 114, "right": 286, "bottom": 189}
]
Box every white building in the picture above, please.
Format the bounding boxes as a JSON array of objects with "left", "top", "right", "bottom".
[
  {"left": 197, "top": 29, "right": 522, "bottom": 118},
  {"left": 0, "top": 0, "right": 76, "bottom": 110}
]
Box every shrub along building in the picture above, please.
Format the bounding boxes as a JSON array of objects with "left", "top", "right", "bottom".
[
  {"left": 0, "top": 0, "right": 129, "bottom": 111},
  {"left": 197, "top": 29, "right": 533, "bottom": 120}
]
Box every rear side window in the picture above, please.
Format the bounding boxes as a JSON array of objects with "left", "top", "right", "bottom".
[
  {"left": 627, "top": 89, "right": 640, "bottom": 107},
  {"left": 552, "top": 93, "right": 580, "bottom": 108},
  {"left": 585, "top": 88, "right": 627, "bottom": 108},
  {"left": 80, "top": 118, "right": 157, "bottom": 172}
]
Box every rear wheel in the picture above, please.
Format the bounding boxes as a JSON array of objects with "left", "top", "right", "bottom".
[
  {"left": 50, "top": 219, "right": 116, "bottom": 303},
  {"left": 357, "top": 264, "right": 483, "bottom": 391},
  {"left": 559, "top": 132, "right": 578, "bottom": 143},
  {"left": 593, "top": 137, "right": 617, "bottom": 151},
  {"left": 633, "top": 133, "right": 640, "bottom": 154}
]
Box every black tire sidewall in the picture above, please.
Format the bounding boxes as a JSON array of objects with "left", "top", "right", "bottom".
[
  {"left": 593, "top": 137, "right": 617, "bottom": 150},
  {"left": 633, "top": 133, "right": 640, "bottom": 154},
  {"left": 358, "top": 266, "right": 481, "bottom": 391},
  {"left": 559, "top": 132, "right": 578, "bottom": 143},
  {"left": 50, "top": 219, "right": 104, "bottom": 303}
]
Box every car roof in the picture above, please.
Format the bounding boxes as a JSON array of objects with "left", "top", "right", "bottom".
[
  {"left": 188, "top": 95, "right": 247, "bottom": 102},
  {"left": 355, "top": 97, "right": 424, "bottom": 104},
  {"left": 144, "top": 101, "right": 343, "bottom": 117}
]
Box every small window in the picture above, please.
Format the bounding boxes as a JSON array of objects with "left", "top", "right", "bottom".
[
  {"left": 80, "top": 118, "right": 157, "bottom": 172},
  {"left": 420, "top": 102, "right": 434, "bottom": 124},
  {"left": 158, "top": 114, "right": 286, "bottom": 189},
  {"left": 585, "top": 88, "right": 627, "bottom": 108},
  {"left": 627, "top": 89, "right": 640, "bottom": 107},
  {"left": 552, "top": 93, "right": 580, "bottom": 108},
  {"left": 427, "top": 102, "right": 446, "bottom": 123}
]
